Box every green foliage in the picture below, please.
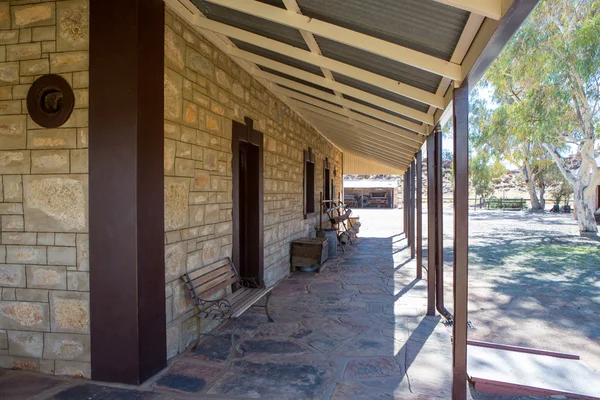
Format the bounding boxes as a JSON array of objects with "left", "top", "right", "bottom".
[
  {"left": 469, "top": 151, "right": 505, "bottom": 199},
  {"left": 491, "top": 0, "right": 600, "bottom": 147},
  {"left": 472, "top": 0, "right": 600, "bottom": 227},
  {"left": 545, "top": 163, "right": 574, "bottom": 204}
]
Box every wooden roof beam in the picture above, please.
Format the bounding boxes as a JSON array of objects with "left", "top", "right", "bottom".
[
  {"left": 433, "top": 0, "right": 503, "bottom": 20},
  {"left": 287, "top": 99, "right": 422, "bottom": 151},
  {"left": 257, "top": 70, "right": 428, "bottom": 134},
  {"left": 300, "top": 112, "right": 417, "bottom": 162},
  {"left": 229, "top": 47, "right": 435, "bottom": 125},
  {"left": 273, "top": 86, "right": 424, "bottom": 145},
  {"left": 164, "top": 0, "right": 343, "bottom": 151},
  {"left": 204, "top": 0, "right": 462, "bottom": 80},
  {"left": 194, "top": 17, "right": 444, "bottom": 109},
  {"left": 281, "top": 0, "right": 348, "bottom": 110}
]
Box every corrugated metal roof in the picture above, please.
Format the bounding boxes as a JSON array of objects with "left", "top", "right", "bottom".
[
  {"left": 351, "top": 108, "right": 421, "bottom": 137},
  {"left": 345, "top": 95, "right": 423, "bottom": 126},
  {"left": 296, "top": 0, "right": 469, "bottom": 61},
  {"left": 192, "top": 0, "right": 308, "bottom": 50},
  {"left": 316, "top": 37, "right": 442, "bottom": 94},
  {"left": 189, "top": 0, "right": 472, "bottom": 170},
  {"left": 232, "top": 40, "right": 325, "bottom": 77},
  {"left": 334, "top": 73, "right": 429, "bottom": 113},
  {"left": 256, "top": 0, "right": 286, "bottom": 9},
  {"left": 293, "top": 96, "right": 343, "bottom": 110},
  {"left": 269, "top": 71, "right": 336, "bottom": 96},
  {"left": 344, "top": 152, "right": 403, "bottom": 174}
]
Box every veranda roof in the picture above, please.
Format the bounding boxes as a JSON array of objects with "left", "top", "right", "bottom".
[{"left": 165, "top": 0, "right": 539, "bottom": 173}]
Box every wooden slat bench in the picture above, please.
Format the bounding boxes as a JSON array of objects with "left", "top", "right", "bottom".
[{"left": 183, "top": 257, "right": 274, "bottom": 357}]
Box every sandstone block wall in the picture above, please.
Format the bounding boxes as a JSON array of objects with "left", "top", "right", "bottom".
[
  {"left": 164, "top": 9, "right": 342, "bottom": 358},
  {"left": 0, "top": 0, "right": 90, "bottom": 378}
]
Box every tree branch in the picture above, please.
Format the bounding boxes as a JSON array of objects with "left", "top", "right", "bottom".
[{"left": 542, "top": 142, "right": 576, "bottom": 184}]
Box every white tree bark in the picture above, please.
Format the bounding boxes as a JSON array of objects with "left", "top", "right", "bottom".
[
  {"left": 521, "top": 160, "right": 542, "bottom": 210},
  {"left": 544, "top": 142, "right": 599, "bottom": 233}
]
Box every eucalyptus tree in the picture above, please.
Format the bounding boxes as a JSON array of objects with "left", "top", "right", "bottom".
[
  {"left": 481, "top": 0, "right": 600, "bottom": 232},
  {"left": 469, "top": 87, "right": 551, "bottom": 210}
]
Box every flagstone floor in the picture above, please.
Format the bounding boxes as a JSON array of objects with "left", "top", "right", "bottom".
[{"left": 0, "top": 209, "right": 456, "bottom": 399}]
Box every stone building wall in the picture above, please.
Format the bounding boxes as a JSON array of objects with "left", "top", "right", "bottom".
[
  {"left": 164, "top": 9, "right": 342, "bottom": 358},
  {"left": 0, "top": 0, "right": 90, "bottom": 377}
]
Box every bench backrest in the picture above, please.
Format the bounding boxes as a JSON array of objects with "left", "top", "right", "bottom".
[{"left": 183, "top": 257, "right": 239, "bottom": 301}]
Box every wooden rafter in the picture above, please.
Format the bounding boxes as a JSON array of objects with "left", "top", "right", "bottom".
[
  {"left": 433, "top": 0, "right": 503, "bottom": 20},
  {"left": 280, "top": 0, "right": 347, "bottom": 111},
  {"left": 274, "top": 87, "right": 423, "bottom": 145},
  {"left": 316, "top": 132, "right": 409, "bottom": 165},
  {"left": 262, "top": 72, "right": 429, "bottom": 133},
  {"left": 204, "top": 0, "right": 463, "bottom": 80},
  {"left": 302, "top": 114, "right": 413, "bottom": 159},
  {"left": 316, "top": 135, "right": 409, "bottom": 167},
  {"left": 287, "top": 99, "right": 422, "bottom": 151},
  {"left": 195, "top": 18, "right": 445, "bottom": 109},
  {"left": 340, "top": 146, "right": 406, "bottom": 169},
  {"left": 344, "top": 152, "right": 405, "bottom": 173},
  {"left": 165, "top": 0, "right": 343, "bottom": 152},
  {"left": 301, "top": 112, "right": 417, "bottom": 162},
  {"left": 229, "top": 47, "right": 438, "bottom": 128},
  {"left": 427, "top": 13, "right": 485, "bottom": 117},
  {"left": 167, "top": 0, "right": 410, "bottom": 166}
]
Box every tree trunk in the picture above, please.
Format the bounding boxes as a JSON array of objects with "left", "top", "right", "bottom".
[
  {"left": 573, "top": 180, "right": 597, "bottom": 233},
  {"left": 521, "top": 162, "right": 542, "bottom": 210},
  {"left": 538, "top": 183, "right": 546, "bottom": 211},
  {"left": 544, "top": 142, "right": 599, "bottom": 234}
]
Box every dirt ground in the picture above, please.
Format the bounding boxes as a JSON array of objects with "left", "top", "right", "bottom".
[{"left": 355, "top": 207, "right": 600, "bottom": 375}]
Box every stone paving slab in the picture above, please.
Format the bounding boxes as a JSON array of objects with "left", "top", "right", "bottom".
[
  {"left": 207, "top": 358, "right": 336, "bottom": 399},
  {"left": 0, "top": 209, "right": 463, "bottom": 399}
]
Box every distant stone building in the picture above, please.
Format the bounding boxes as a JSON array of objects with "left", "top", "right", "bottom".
[{"left": 343, "top": 179, "right": 398, "bottom": 209}]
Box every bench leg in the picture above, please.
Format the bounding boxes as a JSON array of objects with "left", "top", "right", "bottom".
[
  {"left": 231, "top": 320, "right": 244, "bottom": 357},
  {"left": 265, "top": 291, "right": 274, "bottom": 323}
]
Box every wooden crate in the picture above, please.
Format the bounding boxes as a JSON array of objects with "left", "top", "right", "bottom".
[{"left": 291, "top": 237, "right": 328, "bottom": 272}]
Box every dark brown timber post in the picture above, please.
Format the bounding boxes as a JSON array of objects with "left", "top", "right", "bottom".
[
  {"left": 403, "top": 172, "right": 408, "bottom": 235},
  {"left": 407, "top": 165, "right": 413, "bottom": 248},
  {"left": 89, "top": 0, "right": 166, "bottom": 384},
  {"left": 410, "top": 159, "right": 416, "bottom": 258},
  {"left": 435, "top": 128, "right": 453, "bottom": 321},
  {"left": 416, "top": 151, "right": 423, "bottom": 278},
  {"left": 406, "top": 166, "right": 410, "bottom": 247},
  {"left": 426, "top": 134, "right": 436, "bottom": 316},
  {"left": 452, "top": 83, "right": 469, "bottom": 400}
]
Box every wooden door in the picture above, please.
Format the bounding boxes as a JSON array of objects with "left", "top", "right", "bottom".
[{"left": 232, "top": 118, "right": 264, "bottom": 286}]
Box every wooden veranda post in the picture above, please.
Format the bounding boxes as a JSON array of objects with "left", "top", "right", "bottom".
[
  {"left": 416, "top": 150, "right": 423, "bottom": 278},
  {"left": 402, "top": 168, "right": 410, "bottom": 236},
  {"left": 426, "top": 132, "right": 437, "bottom": 317},
  {"left": 452, "top": 82, "right": 469, "bottom": 400},
  {"left": 410, "top": 159, "right": 416, "bottom": 259}
]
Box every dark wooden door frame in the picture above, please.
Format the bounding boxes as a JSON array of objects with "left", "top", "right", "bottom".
[
  {"left": 232, "top": 117, "right": 264, "bottom": 285},
  {"left": 323, "top": 157, "right": 331, "bottom": 201},
  {"left": 303, "top": 147, "right": 316, "bottom": 218}
]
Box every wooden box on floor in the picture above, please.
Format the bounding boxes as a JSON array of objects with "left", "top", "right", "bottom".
[{"left": 291, "top": 237, "right": 328, "bottom": 272}]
